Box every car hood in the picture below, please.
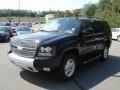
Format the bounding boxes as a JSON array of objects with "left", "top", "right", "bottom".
[{"left": 13, "top": 31, "right": 76, "bottom": 44}]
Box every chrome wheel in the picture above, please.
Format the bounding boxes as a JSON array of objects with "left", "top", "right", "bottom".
[
  {"left": 64, "top": 59, "right": 75, "bottom": 77},
  {"left": 58, "top": 54, "right": 77, "bottom": 81},
  {"left": 104, "top": 47, "right": 109, "bottom": 59}
]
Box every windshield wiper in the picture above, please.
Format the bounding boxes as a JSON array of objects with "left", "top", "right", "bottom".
[
  {"left": 39, "top": 30, "right": 49, "bottom": 32},
  {"left": 40, "top": 29, "right": 59, "bottom": 32}
]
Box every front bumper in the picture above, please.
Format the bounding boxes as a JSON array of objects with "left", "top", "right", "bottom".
[
  {"left": 8, "top": 52, "right": 60, "bottom": 72},
  {"left": 8, "top": 53, "right": 38, "bottom": 72}
]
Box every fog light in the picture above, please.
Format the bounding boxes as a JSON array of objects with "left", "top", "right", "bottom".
[{"left": 43, "top": 68, "right": 51, "bottom": 71}]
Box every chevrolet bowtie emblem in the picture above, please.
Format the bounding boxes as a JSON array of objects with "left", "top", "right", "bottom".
[{"left": 17, "top": 46, "right": 23, "bottom": 50}]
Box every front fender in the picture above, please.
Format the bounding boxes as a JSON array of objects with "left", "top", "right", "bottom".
[{"left": 57, "top": 39, "right": 79, "bottom": 59}]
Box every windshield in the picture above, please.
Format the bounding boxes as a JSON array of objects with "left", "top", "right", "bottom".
[
  {"left": 40, "top": 18, "right": 79, "bottom": 33},
  {"left": 17, "top": 27, "right": 31, "bottom": 31},
  {"left": 0, "top": 27, "right": 9, "bottom": 31}
]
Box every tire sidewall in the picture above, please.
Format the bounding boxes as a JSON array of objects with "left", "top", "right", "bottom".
[
  {"left": 101, "top": 46, "right": 109, "bottom": 61},
  {"left": 59, "top": 54, "right": 77, "bottom": 81}
]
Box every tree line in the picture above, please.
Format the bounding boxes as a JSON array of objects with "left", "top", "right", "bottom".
[
  {"left": 0, "top": 9, "right": 80, "bottom": 17},
  {"left": 0, "top": 9, "right": 38, "bottom": 17},
  {"left": 0, "top": 0, "right": 119, "bottom": 27},
  {"left": 81, "top": 0, "right": 120, "bottom": 28}
]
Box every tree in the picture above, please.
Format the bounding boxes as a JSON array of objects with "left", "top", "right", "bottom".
[
  {"left": 64, "top": 10, "right": 73, "bottom": 17},
  {"left": 73, "top": 9, "right": 82, "bottom": 17},
  {"left": 55, "top": 11, "right": 64, "bottom": 18},
  {"left": 82, "top": 3, "right": 97, "bottom": 16},
  {"left": 99, "top": 0, "right": 111, "bottom": 10},
  {"left": 95, "top": 0, "right": 120, "bottom": 28}
]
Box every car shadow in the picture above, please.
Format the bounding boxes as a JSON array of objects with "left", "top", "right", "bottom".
[
  {"left": 75, "top": 55, "right": 120, "bottom": 89},
  {"left": 20, "top": 55, "right": 120, "bottom": 90},
  {"left": 0, "top": 40, "right": 10, "bottom": 43},
  {"left": 20, "top": 71, "right": 78, "bottom": 90}
]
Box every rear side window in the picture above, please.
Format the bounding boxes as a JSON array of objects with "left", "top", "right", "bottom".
[
  {"left": 81, "top": 20, "right": 93, "bottom": 30},
  {"left": 103, "top": 21, "right": 110, "bottom": 30},
  {"left": 92, "top": 21, "right": 104, "bottom": 33},
  {"left": 102, "top": 21, "right": 111, "bottom": 34}
]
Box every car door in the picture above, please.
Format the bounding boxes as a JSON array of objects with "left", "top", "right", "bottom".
[
  {"left": 78, "top": 20, "right": 97, "bottom": 63},
  {"left": 92, "top": 21, "right": 106, "bottom": 56}
]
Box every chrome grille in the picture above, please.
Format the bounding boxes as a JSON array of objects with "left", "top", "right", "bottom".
[
  {"left": 11, "top": 39, "right": 37, "bottom": 50},
  {"left": 11, "top": 39, "right": 37, "bottom": 58}
]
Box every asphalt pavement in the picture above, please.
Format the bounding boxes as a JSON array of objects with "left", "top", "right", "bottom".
[{"left": 0, "top": 40, "right": 120, "bottom": 90}]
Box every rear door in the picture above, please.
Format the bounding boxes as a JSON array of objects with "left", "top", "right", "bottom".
[
  {"left": 79, "top": 20, "right": 97, "bottom": 62},
  {"left": 92, "top": 21, "right": 105, "bottom": 55}
]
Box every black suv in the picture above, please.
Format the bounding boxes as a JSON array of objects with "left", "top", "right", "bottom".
[{"left": 8, "top": 17, "right": 112, "bottom": 80}]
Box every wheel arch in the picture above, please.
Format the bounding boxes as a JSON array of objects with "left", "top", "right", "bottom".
[{"left": 59, "top": 48, "right": 79, "bottom": 65}]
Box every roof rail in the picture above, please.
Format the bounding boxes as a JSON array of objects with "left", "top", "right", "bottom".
[
  {"left": 86, "top": 16, "right": 105, "bottom": 20},
  {"left": 87, "top": 16, "right": 96, "bottom": 18}
]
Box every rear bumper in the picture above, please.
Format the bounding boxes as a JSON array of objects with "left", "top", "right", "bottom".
[{"left": 8, "top": 52, "right": 61, "bottom": 72}]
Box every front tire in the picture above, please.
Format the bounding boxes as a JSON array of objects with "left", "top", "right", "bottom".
[{"left": 58, "top": 54, "right": 77, "bottom": 81}]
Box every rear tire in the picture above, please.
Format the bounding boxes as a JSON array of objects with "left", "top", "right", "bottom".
[
  {"left": 58, "top": 54, "right": 77, "bottom": 81},
  {"left": 100, "top": 46, "right": 109, "bottom": 61}
]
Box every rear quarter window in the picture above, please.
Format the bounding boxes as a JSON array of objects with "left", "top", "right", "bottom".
[{"left": 102, "top": 21, "right": 111, "bottom": 34}]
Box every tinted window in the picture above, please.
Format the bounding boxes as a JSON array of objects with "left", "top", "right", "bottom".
[
  {"left": 93, "top": 21, "right": 104, "bottom": 33},
  {"left": 103, "top": 21, "right": 110, "bottom": 30},
  {"left": 82, "top": 20, "right": 93, "bottom": 30},
  {"left": 40, "top": 18, "right": 79, "bottom": 33},
  {"left": 102, "top": 21, "right": 111, "bottom": 34}
]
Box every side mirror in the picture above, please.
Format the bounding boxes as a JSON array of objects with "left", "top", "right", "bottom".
[{"left": 81, "top": 28, "right": 93, "bottom": 35}]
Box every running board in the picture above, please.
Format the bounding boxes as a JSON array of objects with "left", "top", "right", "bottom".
[{"left": 83, "top": 55, "right": 101, "bottom": 64}]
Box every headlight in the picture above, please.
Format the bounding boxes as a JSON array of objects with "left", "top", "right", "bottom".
[{"left": 38, "top": 46, "right": 56, "bottom": 56}]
